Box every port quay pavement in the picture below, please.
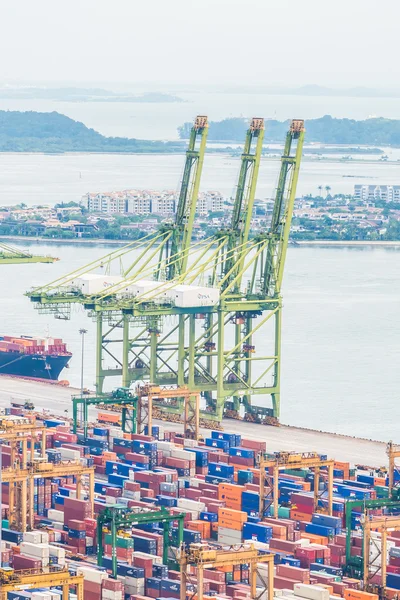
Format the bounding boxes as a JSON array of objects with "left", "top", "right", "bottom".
[{"left": 0, "top": 376, "right": 387, "bottom": 467}]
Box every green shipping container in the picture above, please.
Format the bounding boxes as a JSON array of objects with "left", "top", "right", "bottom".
[
  {"left": 104, "top": 533, "right": 134, "bottom": 548},
  {"left": 375, "top": 486, "right": 389, "bottom": 498},
  {"left": 283, "top": 469, "right": 309, "bottom": 478}
]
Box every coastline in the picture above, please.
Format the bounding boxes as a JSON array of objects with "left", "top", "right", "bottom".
[
  {"left": 2, "top": 235, "right": 400, "bottom": 248},
  {"left": 296, "top": 240, "right": 400, "bottom": 247}
]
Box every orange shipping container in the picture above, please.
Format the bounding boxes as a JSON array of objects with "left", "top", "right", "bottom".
[
  {"left": 374, "top": 477, "right": 386, "bottom": 487},
  {"left": 218, "top": 518, "right": 245, "bottom": 531},
  {"left": 290, "top": 510, "right": 313, "bottom": 522},
  {"left": 218, "top": 507, "right": 247, "bottom": 523},
  {"left": 103, "top": 451, "right": 118, "bottom": 462},
  {"left": 218, "top": 484, "right": 245, "bottom": 509},
  {"left": 300, "top": 532, "right": 328, "bottom": 545},
  {"left": 344, "top": 590, "right": 378, "bottom": 600},
  {"left": 97, "top": 412, "right": 121, "bottom": 424},
  {"left": 187, "top": 520, "right": 211, "bottom": 539}
]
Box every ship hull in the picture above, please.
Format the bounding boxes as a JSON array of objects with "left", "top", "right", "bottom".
[{"left": 0, "top": 352, "right": 71, "bottom": 380}]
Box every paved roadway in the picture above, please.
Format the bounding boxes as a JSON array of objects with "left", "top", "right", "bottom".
[{"left": 0, "top": 376, "right": 387, "bottom": 467}]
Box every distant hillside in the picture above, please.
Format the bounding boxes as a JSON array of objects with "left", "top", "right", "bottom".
[
  {"left": 0, "top": 87, "right": 184, "bottom": 103},
  {"left": 178, "top": 115, "right": 400, "bottom": 145},
  {"left": 0, "top": 110, "right": 184, "bottom": 152}
]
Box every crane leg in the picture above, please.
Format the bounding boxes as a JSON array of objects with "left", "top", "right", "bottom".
[{"left": 95, "top": 314, "right": 105, "bottom": 394}]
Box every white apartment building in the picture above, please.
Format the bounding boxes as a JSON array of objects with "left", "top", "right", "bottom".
[
  {"left": 126, "top": 191, "right": 152, "bottom": 215},
  {"left": 151, "top": 193, "right": 176, "bottom": 215},
  {"left": 82, "top": 192, "right": 127, "bottom": 214},
  {"left": 197, "top": 191, "right": 224, "bottom": 216},
  {"left": 354, "top": 185, "right": 400, "bottom": 203}
]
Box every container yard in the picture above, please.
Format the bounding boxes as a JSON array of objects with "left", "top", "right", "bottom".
[{"left": 0, "top": 389, "right": 399, "bottom": 600}]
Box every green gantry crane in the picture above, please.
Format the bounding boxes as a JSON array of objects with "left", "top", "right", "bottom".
[
  {"left": 26, "top": 118, "right": 305, "bottom": 424},
  {"left": 159, "top": 115, "right": 208, "bottom": 280},
  {"left": 0, "top": 242, "right": 57, "bottom": 264},
  {"left": 72, "top": 387, "right": 137, "bottom": 437},
  {"left": 344, "top": 498, "right": 400, "bottom": 578},
  {"left": 97, "top": 506, "right": 185, "bottom": 578}
]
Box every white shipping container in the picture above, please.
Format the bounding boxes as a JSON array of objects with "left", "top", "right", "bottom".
[
  {"left": 188, "top": 478, "right": 203, "bottom": 488},
  {"left": 102, "top": 590, "right": 123, "bottom": 600},
  {"left": 293, "top": 584, "right": 330, "bottom": 600},
  {"left": 156, "top": 441, "right": 174, "bottom": 452},
  {"left": 124, "top": 577, "right": 145, "bottom": 592},
  {"left": 105, "top": 495, "right": 117, "bottom": 504},
  {"left": 249, "top": 540, "right": 270, "bottom": 552},
  {"left": 23, "top": 531, "right": 42, "bottom": 544},
  {"left": 40, "top": 532, "right": 49, "bottom": 544},
  {"left": 217, "top": 526, "right": 242, "bottom": 543},
  {"left": 77, "top": 566, "right": 108, "bottom": 584},
  {"left": 32, "top": 593, "right": 53, "bottom": 600},
  {"left": 127, "top": 279, "right": 165, "bottom": 300},
  {"left": 168, "top": 284, "right": 220, "bottom": 308},
  {"left": 123, "top": 491, "right": 141, "bottom": 500},
  {"left": 171, "top": 448, "right": 195, "bottom": 462},
  {"left": 177, "top": 498, "right": 206, "bottom": 512},
  {"left": 20, "top": 542, "right": 50, "bottom": 558},
  {"left": 47, "top": 509, "right": 64, "bottom": 523},
  {"left": 60, "top": 447, "right": 81, "bottom": 461},
  {"left": 49, "top": 546, "right": 66, "bottom": 560},
  {"left": 70, "top": 274, "right": 123, "bottom": 296}
]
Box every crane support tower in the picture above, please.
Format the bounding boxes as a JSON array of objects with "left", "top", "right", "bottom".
[
  {"left": 387, "top": 441, "right": 400, "bottom": 497},
  {"left": 344, "top": 498, "right": 400, "bottom": 578},
  {"left": 136, "top": 383, "right": 200, "bottom": 440},
  {"left": 179, "top": 542, "right": 275, "bottom": 600},
  {"left": 97, "top": 506, "right": 185, "bottom": 578},
  {"left": 0, "top": 568, "right": 84, "bottom": 600},
  {"left": 362, "top": 515, "right": 400, "bottom": 596},
  {"left": 72, "top": 387, "right": 137, "bottom": 437},
  {"left": 258, "top": 450, "right": 334, "bottom": 519},
  {"left": 26, "top": 117, "right": 305, "bottom": 424},
  {"left": 2, "top": 450, "right": 95, "bottom": 531}
]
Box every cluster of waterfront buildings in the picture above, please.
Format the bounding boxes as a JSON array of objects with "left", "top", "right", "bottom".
[
  {"left": 0, "top": 184, "right": 399, "bottom": 240},
  {"left": 81, "top": 189, "right": 224, "bottom": 216}
]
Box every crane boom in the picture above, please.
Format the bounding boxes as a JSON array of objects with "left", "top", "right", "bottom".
[
  {"left": 261, "top": 119, "right": 305, "bottom": 297},
  {"left": 222, "top": 118, "right": 264, "bottom": 290},
  {"left": 166, "top": 115, "right": 208, "bottom": 279}
]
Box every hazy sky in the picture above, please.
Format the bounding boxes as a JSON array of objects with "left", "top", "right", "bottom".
[{"left": 0, "top": 0, "right": 397, "bottom": 87}]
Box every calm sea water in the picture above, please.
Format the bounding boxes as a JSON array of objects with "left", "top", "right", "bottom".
[
  {"left": 3, "top": 241, "right": 400, "bottom": 443},
  {"left": 1, "top": 152, "right": 400, "bottom": 207}
]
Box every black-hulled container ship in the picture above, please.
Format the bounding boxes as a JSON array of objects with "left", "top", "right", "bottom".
[{"left": 0, "top": 335, "right": 72, "bottom": 380}]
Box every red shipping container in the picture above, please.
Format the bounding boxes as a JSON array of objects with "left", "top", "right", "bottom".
[
  {"left": 68, "top": 519, "right": 86, "bottom": 531},
  {"left": 54, "top": 432, "right": 77, "bottom": 444},
  {"left": 240, "top": 438, "right": 266, "bottom": 452},
  {"left": 133, "top": 555, "right": 153, "bottom": 578},
  {"left": 13, "top": 555, "right": 42, "bottom": 571},
  {"left": 103, "top": 578, "right": 124, "bottom": 591},
  {"left": 183, "top": 488, "right": 203, "bottom": 500},
  {"left": 124, "top": 481, "right": 141, "bottom": 492},
  {"left": 273, "top": 576, "right": 298, "bottom": 590},
  {"left": 276, "top": 565, "right": 310, "bottom": 583}
]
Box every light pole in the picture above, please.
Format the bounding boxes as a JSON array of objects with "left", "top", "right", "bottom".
[{"left": 79, "top": 328, "right": 88, "bottom": 396}]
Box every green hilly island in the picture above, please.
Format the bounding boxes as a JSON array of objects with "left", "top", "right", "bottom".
[
  {"left": 0, "top": 110, "right": 184, "bottom": 152},
  {"left": 2, "top": 110, "right": 400, "bottom": 152},
  {"left": 178, "top": 115, "right": 400, "bottom": 145}
]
